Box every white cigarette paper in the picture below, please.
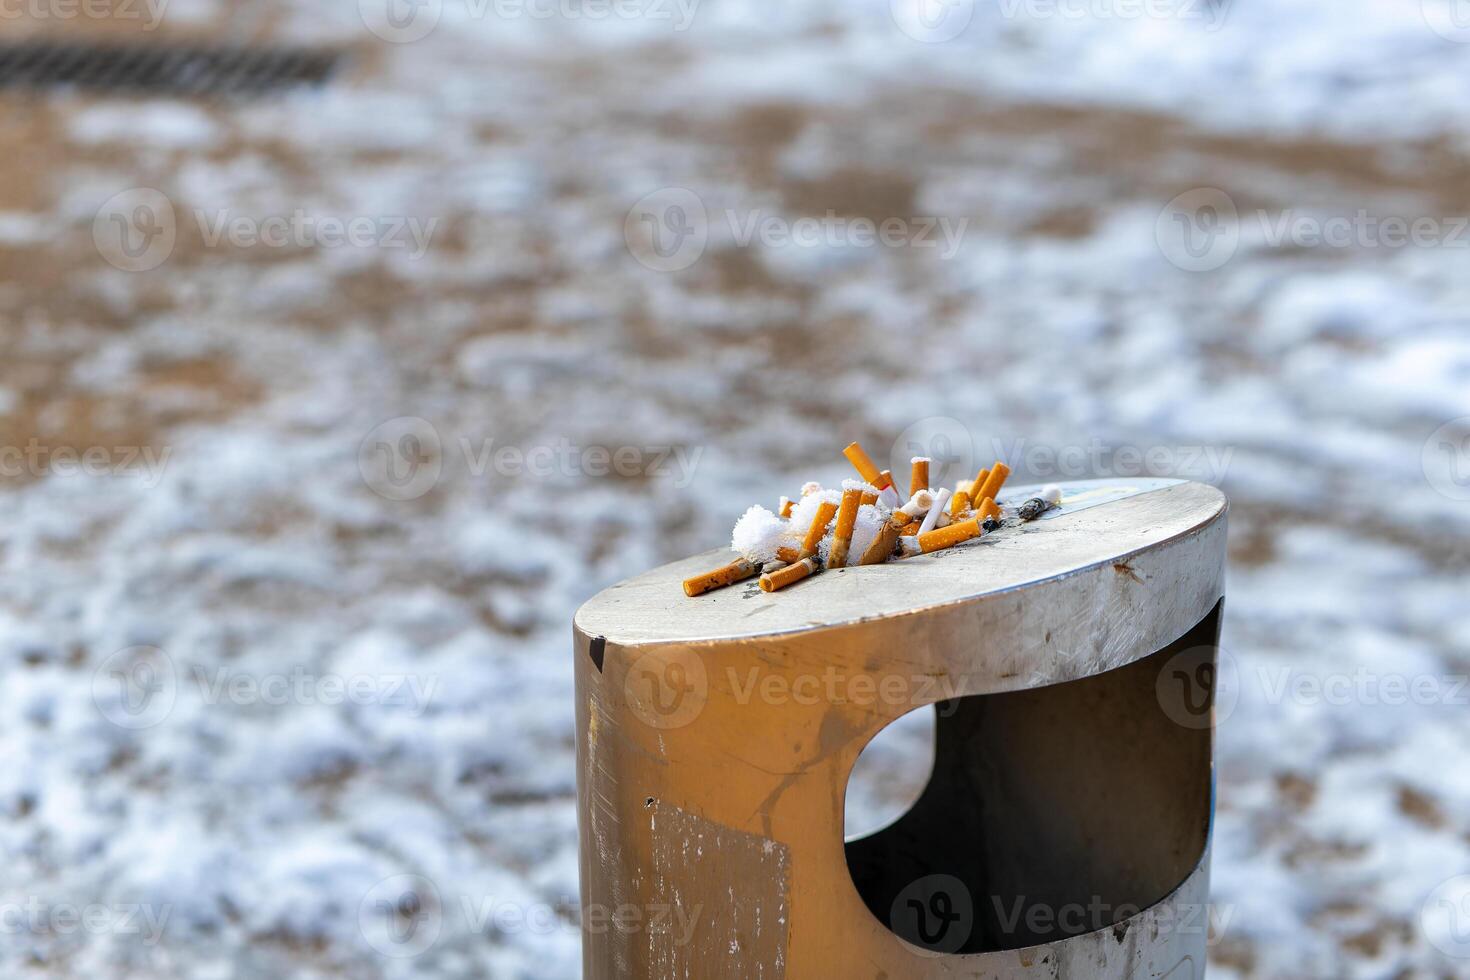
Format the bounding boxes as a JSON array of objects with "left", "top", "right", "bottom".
[{"left": 919, "top": 488, "right": 951, "bottom": 534}]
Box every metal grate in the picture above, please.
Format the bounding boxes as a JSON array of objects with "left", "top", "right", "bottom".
[{"left": 0, "top": 42, "right": 340, "bottom": 96}]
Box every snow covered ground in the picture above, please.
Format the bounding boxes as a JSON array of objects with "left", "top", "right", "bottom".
[{"left": 1, "top": 0, "right": 1468, "bottom": 976}]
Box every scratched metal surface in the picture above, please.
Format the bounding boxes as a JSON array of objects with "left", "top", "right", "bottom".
[{"left": 648, "top": 805, "right": 789, "bottom": 977}]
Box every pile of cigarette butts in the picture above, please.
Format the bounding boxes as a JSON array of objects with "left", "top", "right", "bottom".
[{"left": 682, "top": 441, "right": 1063, "bottom": 597}]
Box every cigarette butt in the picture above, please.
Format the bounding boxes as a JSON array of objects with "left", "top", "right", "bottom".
[
  {"left": 918, "top": 518, "right": 982, "bottom": 554},
  {"left": 843, "top": 442, "right": 887, "bottom": 488},
  {"left": 919, "top": 488, "right": 952, "bottom": 535},
  {"left": 1019, "top": 497, "right": 1050, "bottom": 521},
  {"left": 683, "top": 557, "right": 760, "bottom": 596},
  {"left": 859, "top": 521, "right": 901, "bottom": 565},
  {"left": 900, "top": 520, "right": 921, "bottom": 536},
  {"left": 891, "top": 488, "right": 935, "bottom": 527},
  {"left": 949, "top": 489, "right": 971, "bottom": 517},
  {"left": 776, "top": 545, "right": 801, "bottom": 563},
  {"left": 877, "top": 469, "right": 896, "bottom": 493},
  {"left": 978, "top": 496, "right": 1001, "bottom": 521},
  {"left": 909, "top": 457, "right": 930, "bottom": 497},
  {"left": 976, "top": 462, "right": 1011, "bottom": 507},
  {"left": 778, "top": 496, "right": 794, "bottom": 518},
  {"left": 827, "top": 487, "right": 862, "bottom": 568},
  {"left": 860, "top": 491, "right": 879, "bottom": 507},
  {"left": 760, "top": 556, "right": 819, "bottom": 592},
  {"left": 973, "top": 468, "right": 989, "bottom": 496},
  {"left": 800, "top": 501, "right": 839, "bottom": 558}
]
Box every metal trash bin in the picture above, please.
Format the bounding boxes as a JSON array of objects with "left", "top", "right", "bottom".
[{"left": 573, "top": 479, "right": 1227, "bottom": 978}]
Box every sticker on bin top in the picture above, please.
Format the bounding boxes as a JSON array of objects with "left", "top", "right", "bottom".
[{"left": 998, "top": 478, "right": 1187, "bottom": 520}]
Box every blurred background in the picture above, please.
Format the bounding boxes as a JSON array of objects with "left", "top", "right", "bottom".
[{"left": 2, "top": 0, "right": 1469, "bottom": 976}]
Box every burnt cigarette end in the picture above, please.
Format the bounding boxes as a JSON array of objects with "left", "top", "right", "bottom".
[{"left": 1018, "top": 497, "right": 1049, "bottom": 521}]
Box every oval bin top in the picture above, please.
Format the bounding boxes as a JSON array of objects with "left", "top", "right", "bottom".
[{"left": 575, "top": 479, "right": 1226, "bottom": 648}]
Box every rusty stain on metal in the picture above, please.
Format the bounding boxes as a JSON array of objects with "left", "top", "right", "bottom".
[{"left": 1113, "top": 560, "right": 1145, "bottom": 584}]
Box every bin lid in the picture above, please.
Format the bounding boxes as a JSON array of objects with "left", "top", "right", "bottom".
[{"left": 575, "top": 478, "right": 1226, "bottom": 648}]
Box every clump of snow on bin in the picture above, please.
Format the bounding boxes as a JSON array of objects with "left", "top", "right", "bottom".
[
  {"left": 848, "top": 504, "right": 888, "bottom": 561},
  {"left": 818, "top": 503, "right": 890, "bottom": 566},
  {"left": 731, "top": 505, "right": 788, "bottom": 563},
  {"left": 786, "top": 488, "right": 842, "bottom": 539}
]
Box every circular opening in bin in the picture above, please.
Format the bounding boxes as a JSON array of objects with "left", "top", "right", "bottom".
[
  {"left": 844, "top": 703, "right": 937, "bottom": 841},
  {"left": 842, "top": 602, "right": 1220, "bottom": 956}
]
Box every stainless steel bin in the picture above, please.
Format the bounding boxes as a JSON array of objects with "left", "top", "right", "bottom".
[{"left": 573, "top": 479, "right": 1227, "bottom": 978}]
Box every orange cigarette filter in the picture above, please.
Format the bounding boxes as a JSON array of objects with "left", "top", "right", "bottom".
[
  {"left": 827, "top": 488, "right": 863, "bottom": 568},
  {"left": 949, "top": 489, "right": 971, "bottom": 517},
  {"left": 859, "top": 521, "right": 901, "bottom": 565},
  {"left": 683, "top": 557, "right": 759, "bottom": 597},
  {"left": 778, "top": 496, "right": 794, "bottom": 518},
  {"left": 976, "top": 462, "right": 1011, "bottom": 507},
  {"left": 909, "top": 458, "right": 930, "bottom": 497},
  {"left": 842, "top": 442, "right": 889, "bottom": 489},
  {"left": 799, "top": 501, "right": 839, "bottom": 558},
  {"left": 878, "top": 470, "right": 895, "bottom": 492},
  {"left": 900, "top": 520, "right": 921, "bottom": 536},
  {"left": 860, "top": 491, "right": 879, "bottom": 507},
  {"left": 972, "top": 468, "right": 989, "bottom": 497},
  {"left": 760, "top": 556, "right": 818, "bottom": 592},
  {"left": 918, "top": 518, "right": 982, "bottom": 554},
  {"left": 979, "top": 496, "right": 1001, "bottom": 521},
  {"left": 776, "top": 545, "right": 801, "bottom": 564}
]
